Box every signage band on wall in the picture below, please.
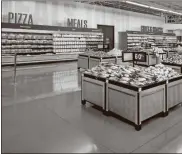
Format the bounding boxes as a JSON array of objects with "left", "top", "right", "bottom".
[
  {"left": 8, "top": 12, "right": 33, "bottom": 25},
  {"left": 67, "top": 18, "right": 88, "bottom": 28},
  {"left": 141, "top": 26, "right": 163, "bottom": 34}
]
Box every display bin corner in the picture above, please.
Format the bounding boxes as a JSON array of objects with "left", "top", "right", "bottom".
[
  {"left": 78, "top": 54, "right": 89, "bottom": 69},
  {"left": 162, "top": 62, "right": 182, "bottom": 74},
  {"left": 89, "top": 56, "right": 117, "bottom": 69},
  {"left": 81, "top": 73, "right": 107, "bottom": 111},
  {"left": 166, "top": 76, "right": 182, "bottom": 110},
  {"left": 106, "top": 80, "right": 166, "bottom": 131}
]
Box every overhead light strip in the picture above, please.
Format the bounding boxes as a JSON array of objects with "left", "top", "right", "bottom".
[
  {"left": 125, "top": 0, "right": 182, "bottom": 15},
  {"left": 125, "top": 0, "right": 149, "bottom": 8}
]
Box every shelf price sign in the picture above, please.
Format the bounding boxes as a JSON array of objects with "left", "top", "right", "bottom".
[
  {"left": 133, "top": 52, "right": 146, "bottom": 62},
  {"left": 122, "top": 51, "right": 133, "bottom": 62}
]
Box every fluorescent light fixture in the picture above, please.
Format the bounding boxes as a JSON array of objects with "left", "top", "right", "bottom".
[
  {"left": 169, "top": 11, "right": 182, "bottom": 15},
  {"left": 149, "top": 6, "right": 167, "bottom": 12},
  {"left": 124, "top": 0, "right": 182, "bottom": 16},
  {"left": 125, "top": 0, "right": 149, "bottom": 8}
]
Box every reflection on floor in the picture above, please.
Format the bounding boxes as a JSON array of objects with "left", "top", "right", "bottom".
[{"left": 2, "top": 62, "right": 182, "bottom": 153}]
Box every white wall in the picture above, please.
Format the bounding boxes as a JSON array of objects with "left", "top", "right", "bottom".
[
  {"left": 163, "top": 24, "right": 182, "bottom": 36},
  {"left": 2, "top": 0, "right": 165, "bottom": 48}
]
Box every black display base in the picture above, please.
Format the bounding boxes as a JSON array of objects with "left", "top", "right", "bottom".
[
  {"left": 162, "top": 111, "right": 169, "bottom": 117},
  {"left": 103, "top": 110, "right": 110, "bottom": 116},
  {"left": 135, "top": 125, "right": 142, "bottom": 131},
  {"left": 81, "top": 100, "right": 86, "bottom": 105}
]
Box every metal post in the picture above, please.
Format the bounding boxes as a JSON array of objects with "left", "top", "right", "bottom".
[{"left": 14, "top": 53, "right": 17, "bottom": 83}]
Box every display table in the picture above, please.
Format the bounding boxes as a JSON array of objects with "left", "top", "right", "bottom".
[
  {"left": 134, "top": 53, "right": 167, "bottom": 67},
  {"left": 106, "top": 79, "right": 166, "bottom": 131},
  {"left": 81, "top": 73, "right": 107, "bottom": 111},
  {"left": 78, "top": 54, "right": 89, "bottom": 69},
  {"left": 162, "top": 62, "right": 182, "bottom": 74},
  {"left": 89, "top": 56, "right": 117, "bottom": 69},
  {"left": 81, "top": 72, "right": 182, "bottom": 131},
  {"left": 166, "top": 76, "right": 182, "bottom": 110},
  {"left": 167, "top": 50, "right": 177, "bottom": 58},
  {"left": 78, "top": 54, "right": 122, "bottom": 69}
]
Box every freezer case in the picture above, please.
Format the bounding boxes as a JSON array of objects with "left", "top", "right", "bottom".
[{"left": 106, "top": 80, "right": 166, "bottom": 130}]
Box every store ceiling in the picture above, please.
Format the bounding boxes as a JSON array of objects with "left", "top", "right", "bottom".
[
  {"left": 76, "top": 0, "right": 182, "bottom": 17},
  {"left": 133, "top": 0, "right": 182, "bottom": 13}
]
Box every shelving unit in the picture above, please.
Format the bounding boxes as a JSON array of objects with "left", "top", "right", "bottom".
[
  {"left": 2, "top": 23, "right": 104, "bottom": 56},
  {"left": 2, "top": 32, "right": 53, "bottom": 55},
  {"left": 119, "top": 31, "right": 177, "bottom": 50},
  {"left": 53, "top": 32, "right": 103, "bottom": 53}
]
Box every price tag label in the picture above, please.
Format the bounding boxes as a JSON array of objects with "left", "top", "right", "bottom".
[
  {"left": 122, "top": 52, "right": 133, "bottom": 62},
  {"left": 133, "top": 52, "right": 146, "bottom": 62},
  {"left": 98, "top": 44, "right": 103, "bottom": 49}
]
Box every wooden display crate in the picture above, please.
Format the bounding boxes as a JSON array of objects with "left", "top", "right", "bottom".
[
  {"left": 162, "top": 62, "right": 182, "bottom": 74},
  {"left": 166, "top": 76, "right": 182, "bottom": 111},
  {"left": 81, "top": 73, "right": 107, "bottom": 111},
  {"left": 89, "top": 56, "right": 117, "bottom": 69},
  {"left": 116, "top": 56, "right": 122, "bottom": 64},
  {"left": 81, "top": 72, "right": 182, "bottom": 131},
  {"left": 106, "top": 80, "right": 167, "bottom": 131},
  {"left": 78, "top": 54, "right": 89, "bottom": 69},
  {"left": 134, "top": 53, "right": 167, "bottom": 67}
]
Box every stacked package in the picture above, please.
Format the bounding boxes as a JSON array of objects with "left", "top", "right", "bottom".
[
  {"left": 85, "top": 63, "right": 180, "bottom": 87},
  {"left": 163, "top": 54, "right": 182, "bottom": 65}
]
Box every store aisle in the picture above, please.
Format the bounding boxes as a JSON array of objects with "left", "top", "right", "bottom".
[
  {"left": 2, "top": 62, "right": 81, "bottom": 107},
  {"left": 2, "top": 62, "right": 182, "bottom": 153}
]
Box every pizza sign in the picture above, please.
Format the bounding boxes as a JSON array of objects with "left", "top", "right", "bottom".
[{"left": 8, "top": 12, "right": 33, "bottom": 25}]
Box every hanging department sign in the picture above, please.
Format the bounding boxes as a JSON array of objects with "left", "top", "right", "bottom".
[
  {"left": 165, "top": 15, "right": 182, "bottom": 24},
  {"left": 67, "top": 18, "right": 88, "bottom": 28},
  {"left": 141, "top": 26, "right": 163, "bottom": 34},
  {"left": 8, "top": 12, "right": 33, "bottom": 25}
]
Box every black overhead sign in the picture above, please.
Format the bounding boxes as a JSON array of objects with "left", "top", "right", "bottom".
[
  {"left": 2, "top": 23, "right": 102, "bottom": 33},
  {"left": 141, "top": 26, "right": 163, "bottom": 34}
]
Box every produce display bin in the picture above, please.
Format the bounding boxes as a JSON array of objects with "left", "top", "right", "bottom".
[
  {"left": 135, "top": 53, "right": 167, "bottom": 67},
  {"left": 89, "top": 56, "right": 117, "bottom": 69},
  {"left": 159, "top": 53, "right": 167, "bottom": 60},
  {"left": 134, "top": 53, "right": 157, "bottom": 67},
  {"left": 81, "top": 73, "right": 107, "bottom": 111},
  {"left": 162, "top": 62, "right": 182, "bottom": 74},
  {"left": 166, "top": 76, "right": 182, "bottom": 110},
  {"left": 116, "top": 56, "right": 122, "bottom": 64},
  {"left": 167, "top": 50, "right": 177, "bottom": 58},
  {"left": 106, "top": 80, "right": 166, "bottom": 131},
  {"left": 78, "top": 54, "right": 89, "bottom": 69}
]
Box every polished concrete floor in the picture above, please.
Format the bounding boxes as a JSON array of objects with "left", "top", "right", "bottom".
[{"left": 2, "top": 62, "right": 182, "bottom": 153}]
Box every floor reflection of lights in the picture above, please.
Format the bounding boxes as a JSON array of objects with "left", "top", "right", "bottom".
[
  {"left": 53, "top": 70, "right": 80, "bottom": 93},
  {"left": 74, "top": 144, "right": 98, "bottom": 153}
]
